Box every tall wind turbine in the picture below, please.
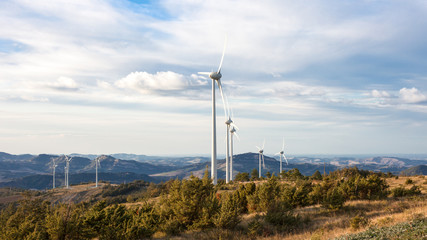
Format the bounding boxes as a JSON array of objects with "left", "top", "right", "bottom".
[
  {"left": 198, "top": 37, "right": 227, "bottom": 185},
  {"left": 94, "top": 157, "right": 101, "bottom": 187},
  {"left": 256, "top": 140, "right": 265, "bottom": 179},
  {"left": 64, "top": 155, "right": 72, "bottom": 189},
  {"left": 51, "top": 157, "right": 57, "bottom": 189},
  {"left": 276, "top": 138, "right": 288, "bottom": 175}
]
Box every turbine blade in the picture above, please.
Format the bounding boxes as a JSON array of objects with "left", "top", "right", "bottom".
[
  {"left": 230, "top": 122, "right": 239, "bottom": 130},
  {"left": 234, "top": 132, "right": 240, "bottom": 141},
  {"left": 256, "top": 146, "right": 260, "bottom": 151},
  {"left": 198, "top": 72, "right": 211, "bottom": 75},
  {"left": 284, "top": 154, "right": 288, "bottom": 165},
  {"left": 217, "top": 81, "right": 228, "bottom": 119},
  {"left": 217, "top": 35, "right": 227, "bottom": 73},
  {"left": 262, "top": 139, "right": 265, "bottom": 150},
  {"left": 262, "top": 154, "right": 265, "bottom": 168}
]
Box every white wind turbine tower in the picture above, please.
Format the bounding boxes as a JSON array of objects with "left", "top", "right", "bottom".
[
  {"left": 64, "top": 155, "right": 72, "bottom": 189},
  {"left": 94, "top": 157, "right": 101, "bottom": 187},
  {"left": 198, "top": 37, "right": 227, "bottom": 185},
  {"left": 51, "top": 157, "right": 58, "bottom": 189},
  {"left": 276, "top": 138, "right": 288, "bottom": 175},
  {"left": 256, "top": 140, "right": 266, "bottom": 179}
]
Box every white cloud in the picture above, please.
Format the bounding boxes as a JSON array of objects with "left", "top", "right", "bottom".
[
  {"left": 115, "top": 71, "right": 205, "bottom": 93},
  {"left": 371, "top": 90, "right": 391, "bottom": 98},
  {"left": 399, "top": 87, "right": 427, "bottom": 103},
  {"left": 48, "top": 76, "right": 79, "bottom": 91}
]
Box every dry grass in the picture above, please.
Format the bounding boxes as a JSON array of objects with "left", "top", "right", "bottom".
[
  {"left": 386, "top": 176, "right": 427, "bottom": 193},
  {"left": 257, "top": 195, "right": 426, "bottom": 240}
]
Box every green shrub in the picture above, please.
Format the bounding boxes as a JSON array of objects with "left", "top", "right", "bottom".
[
  {"left": 349, "top": 214, "right": 369, "bottom": 230},
  {"left": 405, "top": 178, "right": 413, "bottom": 185},
  {"left": 247, "top": 216, "right": 263, "bottom": 237}
]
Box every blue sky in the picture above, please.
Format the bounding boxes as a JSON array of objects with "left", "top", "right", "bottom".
[{"left": 0, "top": 0, "right": 426, "bottom": 156}]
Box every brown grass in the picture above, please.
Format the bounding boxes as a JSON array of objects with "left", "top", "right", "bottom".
[{"left": 257, "top": 195, "right": 426, "bottom": 240}]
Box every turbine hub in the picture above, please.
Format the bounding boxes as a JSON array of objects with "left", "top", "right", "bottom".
[
  {"left": 209, "top": 72, "right": 222, "bottom": 80},
  {"left": 280, "top": 151, "right": 284, "bottom": 154},
  {"left": 259, "top": 150, "right": 263, "bottom": 154}
]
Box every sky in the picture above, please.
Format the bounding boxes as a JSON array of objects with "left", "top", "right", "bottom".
[{"left": 1, "top": 0, "right": 427, "bottom": 156}]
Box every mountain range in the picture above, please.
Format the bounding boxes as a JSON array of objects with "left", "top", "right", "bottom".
[{"left": 0, "top": 151, "right": 426, "bottom": 189}]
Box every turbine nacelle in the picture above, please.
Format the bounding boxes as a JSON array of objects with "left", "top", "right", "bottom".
[
  {"left": 225, "top": 117, "right": 233, "bottom": 125},
  {"left": 209, "top": 72, "right": 222, "bottom": 81},
  {"left": 280, "top": 150, "right": 284, "bottom": 155},
  {"left": 230, "top": 127, "right": 236, "bottom": 133}
]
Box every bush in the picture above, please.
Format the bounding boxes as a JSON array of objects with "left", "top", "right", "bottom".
[
  {"left": 350, "top": 214, "right": 369, "bottom": 230},
  {"left": 264, "top": 202, "right": 301, "bottom": 232},
  {"left": 214, "top": 193, "right": 241, "bottom": 229},
  {"left": 405, "top": 178, "right": 413, "bottom": 185},
  {"left": 391, "top": 185, "right": 422, "bottom": 197},
  {"left": 321, "top": 187, "right": 345, "bottom": 210},
  {"left": 234, "top": 172, "right": 250, "bottom": 182},
  {"left": 247, "top": 216, "right": 263, "bottom": 237}
]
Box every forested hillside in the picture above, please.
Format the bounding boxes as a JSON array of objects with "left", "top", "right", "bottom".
[{"left": 0, "top": 167, "right": 425, "bottom": 239}]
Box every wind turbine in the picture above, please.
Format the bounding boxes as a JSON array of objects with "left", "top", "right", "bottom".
[
  {"left": 198, "top": 37, "right": 227, "bottom": 185},
  {"left": 94, "top": 157, "right": 101, "bottom": 187},
  {"left": 276, "top": 138, "right": 288, "bottom": 175},
  {"left": 51, "top": 157, "right": 57, "bottom": 189},
  {"left": 64, "top": 155, "right": 72, "bottom": 189},
  {"left": 229, "top": 126, "right": 239, "bottom": 181},
  {"left": 256, "top": 140, "right": 265, "bottom": 179}
]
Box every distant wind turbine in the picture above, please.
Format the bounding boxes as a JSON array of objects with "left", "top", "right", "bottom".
[
  {"left": 51, "top": 157, "right": 58, "bottom": 189},
  {"left": 64, "top": 155, "right": 72, "bottom": 188},
  {"left": 276, "top": 138, "right": 288, "bottom": 175},
  {"left": 256, "top": 140, "right": 266, "bottom": 179},
  {"left": 94, "top": 157, "right": 101, "bottom": 187},
  {"left": 230, "top": 126, "right": 239, "bottom": 181},
  {"left": 198, "top": 36, "right": 227, "bottom": 185}
]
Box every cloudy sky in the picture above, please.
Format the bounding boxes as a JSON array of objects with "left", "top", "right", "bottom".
[{"left": 1, "top": 0, "right": 427, "bottom": 156}]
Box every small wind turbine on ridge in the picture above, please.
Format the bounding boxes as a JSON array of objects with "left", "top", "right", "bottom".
[
  {"left": 276, "top": 138, "right": 288, "bottom": 175},
  {"left": 198, "top": 36, "right": 227, "bottom": 185},
  {"left": 64, "top": 155, "right": 72, "bottom": 189},
  {"left": 51, "top": 157, "right": 58, "bottom": 189},
  {"left": 94, "top": 156, "right": 101, "bottom": 187},
  {"left": 229, "top": 124, "right": 239, "bottom": 181},
  {"left": 256, "top": 139, "right": 266, "bottom": 179}
]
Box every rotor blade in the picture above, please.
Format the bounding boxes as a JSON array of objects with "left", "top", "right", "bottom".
[
  {"left": 262, "top": 139, "right": 265, "bottom": 150},
  {"left": 234, "top": 132, "right": 240, "bottom": 141},
  {"left": 217, "top": 35, "right": 227, "bottom": 73},
  {"left": 217, "top": 81, "right": 228, "bottom": 119},
  {"left": 198, "top": 72, "right": 211, "bottom": 75},
  {"left": 262, "top": 154, "right": 265, "bottom": 168},
  {"left": 284, "top": 154, "right": 288, "bottom": 165},
  {"left": 230, "top": 122, "right": 239, "bottom": 130},
  {"left": 256, "top": 146, "right": 260, "bottom": 151}
]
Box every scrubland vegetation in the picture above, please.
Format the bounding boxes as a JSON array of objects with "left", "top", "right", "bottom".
[{"left": 0, "top": 167, "right": 425, "bottom": 239}]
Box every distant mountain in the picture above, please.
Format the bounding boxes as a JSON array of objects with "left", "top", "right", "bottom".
[
  {"left": 0, "top": 172, "right": 157, "bottom": 190},
  {"left": 1, "top": 151, "right": 426, "bottom": 189},
  {"left": 0, "top": 152, "right": 175, "bottom": 184},
  {"left": 70, "top": 153, "right": 210, "bottom": 167},
  {"left": 400, "top": 165, "right": 427, "bottom": 176},
  {"left": 151, "top": 152, "right": 340, "bottom": 179}
]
